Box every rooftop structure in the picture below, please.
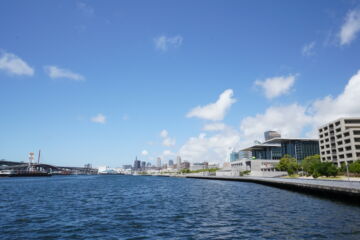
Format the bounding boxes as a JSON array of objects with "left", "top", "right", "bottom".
[{"left": 264, "top": 130, "right": 281, "bottom": 141}]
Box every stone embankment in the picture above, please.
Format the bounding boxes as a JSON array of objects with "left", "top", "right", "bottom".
[{"left": 184, "top": 176, "right": 360, "bottom": 203}]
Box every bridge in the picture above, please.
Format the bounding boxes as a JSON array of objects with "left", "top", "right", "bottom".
[{"left": 0, "top": 160, "right": 98, "bottom": 175}]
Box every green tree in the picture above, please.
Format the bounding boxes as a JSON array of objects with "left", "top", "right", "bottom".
[
  {"left": 349, "top": 160, "right": 360, "bottom": 174},
  {"left": 301, "top": 154, "right": 321, "bottom": 176},
  {"left": 276, "top": 154, "right": 298, "bottom": 175}
]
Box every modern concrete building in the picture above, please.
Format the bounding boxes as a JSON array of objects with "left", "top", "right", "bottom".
[
  {"left": 264, "top": 130, "right": 281, "bottom": 141},
  {"left": 231, "top": 159, "right": 284, "bottom": 177},
  {"left": 318, "top": 118, "right": 360, "bottom": 167},
  {"left": 242, "top": 138, "right": 320, "bottom": 162},
  {"left": 133, "top": 157, "right": 141, "bottom": 170}
]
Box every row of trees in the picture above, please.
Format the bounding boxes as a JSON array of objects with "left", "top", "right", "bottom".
[{"left": 276, "top": 154, "right": 338, "bottom": 178}]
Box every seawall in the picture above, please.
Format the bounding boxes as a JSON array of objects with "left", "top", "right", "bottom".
[{"left": 184, "top": 176, "right": 360, "bottom": 204}]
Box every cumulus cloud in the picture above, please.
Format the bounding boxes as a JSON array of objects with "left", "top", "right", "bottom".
[
  {"left": 91, "top": 113, "right": 106, "bottom": 124},
  {"left": 240, "top": 104, "right": 312, "bottom": 144},
  {"left": 203, "top": 122, "right": 226, "bottom": 131},
  {"left": 44, "top": 66, "right": 85, "bottom": 81},
  {"left": 302, "top": 41, "right": 316, "bottom": 56},
  {"left": 339, "top": 8, "right": 360, "bottom": 45},
  {"left": 309, "top": 69, "right": 360, "bottom": 131},
  {"left": 154, "top": 35, "right": 183, "bottom": 51},
  {"left": 179, "top": 128, "right": 241, "bottom": 164},
  {"left": 187, "top": 89, "right": 236, "bottom": 121},
  {"left": 255, "top": 75, "right": 296, "bottom": 99},
  {"left": 178, "top": 70, "right": 360, "bottom": 164},
  {"left": 141, "top": 150, "right": 149, "bottom": 156},
  {"left": 0, "top": 51, "right": 34, "bottom": 76},
  {"left": 160, "top": 129, "right": 176, "bottom": 147}
]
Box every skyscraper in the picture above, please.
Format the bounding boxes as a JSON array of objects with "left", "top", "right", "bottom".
[
  {"left": 133, "top": 156, "right": 141, "bottom": 170},
  {"left": 168, "top": 159, "right": 174, "bottom": 167},
  {"left": 176, "top": 156, "right": 182, "bottom": 170},
  {"left": 156, "top": 157, "right": 162, "bottom": 169}
]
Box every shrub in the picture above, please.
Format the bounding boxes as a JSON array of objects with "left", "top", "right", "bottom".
[{"left": 276, "top": 154, "right": 299, "bottom": 175}]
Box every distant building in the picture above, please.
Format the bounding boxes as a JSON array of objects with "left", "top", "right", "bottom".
[
  {"left": 229, "top": 152, "right": 240, "bottom": 162},
  {"left": 168, "top": 159, "right": 174, "bottom": 167},
  {"left": 318, "top": 118, "right": 360, "bottom": 167},
  {"left": 134, "top": 156, "right": 141, "bottom": 170},
  {"left": 141, "top": 161, "right": 146, "bottom": 170},
  {"left": 239, "top": 150, "right": 251, "bottom": 160},
  {"left": 181, "top": 161, "right": 190, "bottom": 170},
  {"left": 146, "top": 162, "right": 152, "bottom": 167},
  {"left": 122, "top": 164, "right": 132, "bottom": 170},
  {"left": 176, "top": 156, "right": 182, "bottom": 170},
  {"left": 156, "top": 157, "right": 162, "bottom": 169},
  {"left": 190, "top": 162, "right": 208, "bottom": 171},
  {"left": 264, "top": 131, "right": 281, "bottom": 141}
]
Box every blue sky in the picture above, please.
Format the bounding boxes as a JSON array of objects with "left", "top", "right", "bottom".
[{"left": 1, "top": 0, "right": 360, "bottom": 167}]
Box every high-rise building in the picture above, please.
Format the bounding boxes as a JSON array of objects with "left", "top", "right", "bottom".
[
  {"left": 168, "top": 159, "right": 174, "bottom": 167},
  {"left": 156, "top": 157, "right": 162, "bottom": 169},
  {"left": 133, "top": 156, "right": 141, "bottom": 170},
  {"left": 264, "top": 131, "right": 281, "bottom": 141},
  {"left": 141, "top": 161, "right": 146, "bottom": 170},
  {"left": 318, "top": 118, "right": 360, "bottom": 166},
  {"left": 176, "top": 156, "right": 182, "bottom": 170}
]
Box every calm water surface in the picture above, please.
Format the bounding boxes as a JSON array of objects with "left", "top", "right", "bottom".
[{"left": 1, "top": 175, "right": 360, "bottom": 239}]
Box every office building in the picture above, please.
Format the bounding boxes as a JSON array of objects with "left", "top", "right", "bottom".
[
  {"left": 264, "top": 131, "right": 281, "bottom": 141},
  {"left": 133, "top": 156, "right": 141, "bottom": 170},
  {"left": 141, "top": 161, "right": 146, "bottom": 170},
  {"left": 168, "top": 159, "right": 174, "bottom": 167},
  {"left": 318, "top": 118, "right": 360, "bottom": 166},
  {"left": 181, "top": 161, "right": 190, "bottom": 170}
]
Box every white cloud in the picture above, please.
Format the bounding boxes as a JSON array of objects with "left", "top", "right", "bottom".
[
  {"left": 179, "top": 70, "right": 360, "bottom": 164},
  {"left": 91, "top": 113, "right": 106, "bottom": 124},
  {"left": 162, "top": 138, "right": 176, "bottom": 147},
  {"left": 160, "top": 129, "right": 168, "bottom": 138},
  {"left": 339, "top": 8, "right": 360, "bottom": 45},
  {"left": 77, "top": 1, "right": 94, "bottom": 16},
  {"left": 160, "top": 129, "right": 176, "bottom": 146},
  {"left": 154, "top": 35, "right": 183, "bottom": 51},
  {"left": 239, "top": 104, "right": 312, "bottom": 144},
  {"left": 0, "top": 51, "right": 34, "bottom": 76},
  {"left": 44, "top": 66, "right": 85, "bottom": 81},
  {"left": 309, "top": 69, "right": 360, "bottom": 131},
  {"left": 203, "top": 122, "right": 226, "bottom": 131},
  {"left": 162, "top": 150, "right": 174, "bottom": 156},
  {"left": 255, "top": 75, "right": 296, "bottom": 99},
  {"left": 187, "top": 89, "right": 236, "bottom": 121},
  {"left": 141, "top": 150, "right": 148, "bottom": 156},
  {"left": 302, "top": 41, "right": 316, "bottom": 56},
  {"left": 179, "top": 128, "right": 241, "bottom": 164}
]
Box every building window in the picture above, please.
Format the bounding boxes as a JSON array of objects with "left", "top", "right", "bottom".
[
  {"left": 338, "top": 148, "right": 344, "bottom": 152},
  {"left": 345, "top": 146, "right": 352, "bottom": 151},
  {"left": 346, "top": 153, "right": 353, "bottom": 158},
  {"left": 339, "top": 154, "right": 344, "bottom": 159},
  {"left": 335, "top": 121, "right": 340, "bottom": 126},
  {"left": 354, "top": 130, "right": 360, "bottom": 135},
  {"left": 345, "top": 139, "right": 351, "bottom": 144},
  {"left": 355, "top": 138, "right": 360, "bottom": 142},
  {"left": 344, "top": 132, "right": 350, "bottom": 137},
  {"left": 336, "top": 128, "right": 341, "bottom": 132},
  {"left": 345, "top": 119, "right": 360, "bottom": 124}
]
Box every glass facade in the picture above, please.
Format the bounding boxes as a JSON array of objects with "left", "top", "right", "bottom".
[
  {"left": 230, "top": 152, "right": 240, "bottom": 162},
  {"left": 250, "top": 140, "right": 319, "bottom": 162}
]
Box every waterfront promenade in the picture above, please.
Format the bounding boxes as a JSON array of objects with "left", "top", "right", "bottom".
[{"left": 184, "top": 175, "right": 360, "bottom": 202}]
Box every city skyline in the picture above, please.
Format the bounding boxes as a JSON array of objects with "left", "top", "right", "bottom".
[{"left": 1, "top": 1, "right": 360, "bottom": 167}]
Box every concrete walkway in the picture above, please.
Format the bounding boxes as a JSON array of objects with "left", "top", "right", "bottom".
[{"left": 185, "top": 175, "right": 360, "bottom": 202}]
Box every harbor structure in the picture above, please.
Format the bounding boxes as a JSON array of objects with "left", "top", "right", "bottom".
[{"left": 318, "top": 118, "right": 360, "bottom": 167}]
